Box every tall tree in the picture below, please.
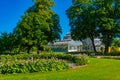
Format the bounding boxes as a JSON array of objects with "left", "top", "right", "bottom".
[
  {"left": 95, "top": 0, "right": 120, "bottom": 53},
  {"left": 66, "top": 0, "right": 98, "bottom": 52},
  {"left": 14, "top": 0, "right": 61, "bottom": 53},
  {"left": 67, "top": 0, "right": 120, "bottom": 53}
]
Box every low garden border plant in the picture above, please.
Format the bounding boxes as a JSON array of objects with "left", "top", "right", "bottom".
[
  {"left": 0, "top": 59, "right": 69, "bottom": 74},
  {"left": 0, "top": 53, "right": 89, "bottom": 74}
]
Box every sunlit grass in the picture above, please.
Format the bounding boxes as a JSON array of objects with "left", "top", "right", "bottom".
[{"left": 1, "top": 58, "right": 120, "bottom": 80}]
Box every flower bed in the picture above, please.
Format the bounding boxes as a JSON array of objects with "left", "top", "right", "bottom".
[{"left": 0, "top": 53, "right": 89, "bottom": 74}]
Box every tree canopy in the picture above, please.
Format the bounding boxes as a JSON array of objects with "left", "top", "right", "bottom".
[
  {"left": 13, "top": 0, "right": 62, "bottom": 53},
  {"left": 95, "top": 0, "right": 120, "bottom": 53},
  {"left": 66, "top": 0, "right": 98, "bottom": 52},
  {"left": 66, "top": 0, "right": 120, "bottom": 53}
]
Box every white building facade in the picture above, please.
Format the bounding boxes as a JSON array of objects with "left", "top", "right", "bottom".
[{"left": 49, "top": 33, "right": 104, "bottom": 52}]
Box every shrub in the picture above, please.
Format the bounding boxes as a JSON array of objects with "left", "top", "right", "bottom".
[
  {"left": 101, "top": 56, "right": 120, "bottom": 60},
  {"left": 0, "top": 53, "right": 89, "bottom": 65},
  {"left": 74, "top": 56, "right": 89, "bottom": 65},
  {"left": 0, "top": 53, "right": 89, "bottom": 74},
  {"left": 0, "top": 60, "right": 69, "bottom": 74}
]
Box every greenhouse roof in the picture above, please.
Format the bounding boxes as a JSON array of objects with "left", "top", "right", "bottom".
[{"left": 68, "top": 40, "right": 83, "bottom": 46}]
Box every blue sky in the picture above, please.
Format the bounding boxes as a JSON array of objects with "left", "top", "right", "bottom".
[{"left": 0, "top": 0, "right": 72, "bottom": 39}]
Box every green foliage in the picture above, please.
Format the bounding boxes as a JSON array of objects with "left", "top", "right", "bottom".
[
  {"left": 66, "top": 0, "right": 99, "bottom": 52},
  {"left": 112, "top": 39, "right": 120, "bottom": 47},
  {"left": 51, "top": 45, "right": 68, "bottom": 52},
  {"left": 0, "top": 32, "right": 16, "bottom": 53},
  {"left": 2, "top": 58, "right": 120, "bottom": 80},
  {"left": 0, "top": 59, "right": 69, "bottom": 74},
  {"left": 0, "top": 53, "right": 89, "bottom": 66},
  {"left": 73, "top": 55, "right": 89, "bottom": 65},
  {"left": 0, "top": 53, "right": 89, "bottom": 74},
  {"left": 0, "top": 0, "right": 62, "bottom": 54},
  {"left": 13, "top": 0, "right": 61, "bottom": 53},
  {"left": 94, "top": 0, "right": 120, "bottom": 53},
  {"left": 0, "top": 53, "right": 88, "bottom": 74},
  {"left": 101, "top": 56, "right": 120, "bottom": 60},
  {"left": 66, "top": 0, "right": 120, "bottom": 53},
  {"left": 109, "top": 52, "right": 120, "bottom": 56}
]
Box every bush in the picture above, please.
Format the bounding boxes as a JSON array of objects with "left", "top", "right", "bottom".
[
  {"left": 108, "top": 52, "right": 120, "bottom": 56},
  {"left": 0, "top": 53, "right": 89, "bottom": 66},
  {"left": 101, "top": 56, "right": 120, "bottom": 60},
  {"left": 74, "top": 56, "right": 89, "bottom": 65},
  {"left": 0, "top": 60, "right": 69, "bottom": 74},
  {"left": 0, "top": 53, "right": 89, "bottom": 74}
]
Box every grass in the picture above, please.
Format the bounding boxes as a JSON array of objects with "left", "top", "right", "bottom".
[{"left": 1, "top": 58, "right": 120, "bottom": 80}]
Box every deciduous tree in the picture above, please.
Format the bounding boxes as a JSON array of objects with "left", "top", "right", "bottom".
[
  {"left": 66, "top": 0, "right": 98, "bottom": 52},
  {"left": 14, "top": 0, "right": 61, "bottom": 53},
  {"left": 66, "top": 0, "right": 120, "bottom": 53},
  {"left": 95, "top": 0, "right": 120, "bottom": 53}
]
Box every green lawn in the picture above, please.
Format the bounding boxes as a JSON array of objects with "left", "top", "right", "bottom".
[{"left": 1, "top": 58, "right": 120, "bottom": 80}]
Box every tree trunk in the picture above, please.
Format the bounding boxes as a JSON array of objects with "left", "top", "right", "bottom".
[
  {"left": 89, "top": 34, "right": 97, "bottom": 52},
  {"left": 104, "top": 43, "right": 109, "bottom": 53},
  {"left": 104, "top": 35, "right": 111, "bottom": 54},
  {"left": 91, "top": 38, "right": 97, "bottom": 52}
]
